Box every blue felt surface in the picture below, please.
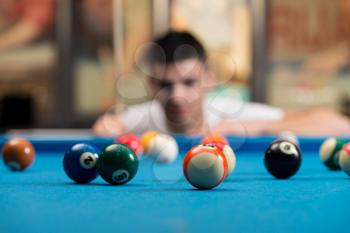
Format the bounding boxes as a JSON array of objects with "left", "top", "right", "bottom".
[{"left": 1, "top": 149, "right": 350, "bottom": 233}]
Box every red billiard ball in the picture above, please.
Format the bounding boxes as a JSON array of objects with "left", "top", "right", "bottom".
[
  {"left": 183, "top": 144, "right": 228, "bottom": 189},
  {"left": 339, "top": 142, "right": 350, "bottom": 176},
  {"left": 116, "top": 133, "right": 143, "bottom": 157},
  {"left": 2, "top": 138, "right": 35, "bottom": 171}
]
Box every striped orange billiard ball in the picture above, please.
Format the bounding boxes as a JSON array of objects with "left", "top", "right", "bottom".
[
  {"left": 201, "top": 134, "right": 229, "bottom": 145},
  {"left": 201, "top": 134, "right": 236, "bottom": 177},
  {"left": 183, "top": 144, "right": 228, "bottom": 190},
  {"left": 2, "top": 138, "right": 35, "bottom": 171}
]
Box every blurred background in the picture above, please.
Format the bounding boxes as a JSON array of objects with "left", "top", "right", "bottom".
[{"left": 0, "top": 0, "right": 349, "bottom": 131}]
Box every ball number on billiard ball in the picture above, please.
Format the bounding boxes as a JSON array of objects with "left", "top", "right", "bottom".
[
  {"left": 63, "top": 143, "right": 99, "bottom": 184},
  {"left": 97, "top": 144, "right": 138, "bottom": 185},
  {"left": 183, "top": 144, "right": 228, "bottom": 189},
  {"left": 264, "top": 140, "right": 302, "bottom": 179},
  {"left": 79, "top": 152, "right": 98, "bottom": 169},
  {"left": 2, "top": 138, "right": 35, "bottom": 171}
]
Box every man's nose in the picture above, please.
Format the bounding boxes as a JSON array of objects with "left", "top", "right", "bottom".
[{"left": 169, "top": 84, "right": 187, "bottom": 101}]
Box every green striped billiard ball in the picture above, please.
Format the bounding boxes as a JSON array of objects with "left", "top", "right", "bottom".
[
  {"left": 97, "top": 144, "right": 139, "bottom": 185},
  {"left": 319, "top": 137, "right": 346, "bottom": 170}
]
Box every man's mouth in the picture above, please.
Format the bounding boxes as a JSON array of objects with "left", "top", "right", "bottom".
[{"left": 166, "top": 106, "right": 188, "bottom": 117}]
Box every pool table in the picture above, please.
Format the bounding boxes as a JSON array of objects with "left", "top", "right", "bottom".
[{"left": 1, "top": 132, "right": 350, "bottom": 233}]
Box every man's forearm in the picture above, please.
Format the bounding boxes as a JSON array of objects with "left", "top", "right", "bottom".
[
  {"left": 92, "top": 114, "right": 125, "bottom": 136},
  {"left": 0, "top": 21, "right": 41, "bottom": 52},
  {"left": 266, "top": 108, "right": 350, "bottom": 136}
]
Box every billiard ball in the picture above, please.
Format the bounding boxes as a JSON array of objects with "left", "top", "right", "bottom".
[
  {"left": 97, "top": 144, "right": 138, "bottom": 185},
  {"left": 201, "top": 134, "right": 229, "bottom": 145},
  {"left": 206, "top": 142, "right": 236, "bottom": 177},
  {"left": 63, "top": 143, "right": 99, "bottom": 183},
  {"left": 143, "top": 133, "right": 178, "bottom": 164},
  {"left": 264, "top": 140, "right": 302, "bottom": 179},
  {"left": 1, "top": 138, "right": 35, "bottom": 171},
  {"left": 339, "top": 142, "right": 350, "bottom": 176},
  {"left": 201, "top": 135, "right": 235, "bottom": 177},
  {"left": 276, "top": 131, "right": 299, "bottom": 146},
  {"left": 183, "top": 144, "right": 228, "bottom": 189},
  {"left": 319, "top": 137, "right": 346, "bottom": 170},
  {"left": 116, "top": 133, "right": 143, "bottom": 157},
  {"left": 141, "top": 131, "right": 158, "bottom": 154}
]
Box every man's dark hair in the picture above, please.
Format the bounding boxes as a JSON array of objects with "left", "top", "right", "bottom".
[{"left": 146, "top": 31, "right": 207, "bottom": 65}]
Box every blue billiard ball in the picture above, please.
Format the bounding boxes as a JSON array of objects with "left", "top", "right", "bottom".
[{"left": 63, "top": 143, "right": 99, "bottom": 183}]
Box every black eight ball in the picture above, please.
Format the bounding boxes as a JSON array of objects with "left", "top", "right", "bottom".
[{"left": 264, "top": 140, "right": 302, "bottom": 179}]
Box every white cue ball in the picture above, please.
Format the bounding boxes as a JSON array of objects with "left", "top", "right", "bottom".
[{"left": 148, "top": 134, "right": 179, "bottom": 164}]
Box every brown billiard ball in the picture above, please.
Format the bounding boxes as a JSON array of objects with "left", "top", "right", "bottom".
[{"left": 2, "top": 138, "right": 35, "bottom": 171}]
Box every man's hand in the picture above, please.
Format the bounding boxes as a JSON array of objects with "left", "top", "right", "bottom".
[
  {"left": 214, "top": 107, "right": 350, "bottom": 137},
  {"left": 269, "top": 107, "right": 350, "bottom": 136},
  {"left": 92, "top": 114, "right": 125, "bottom": 136},
  {"left": 213, "top": 119, "right": 271, "bottom": 136}
]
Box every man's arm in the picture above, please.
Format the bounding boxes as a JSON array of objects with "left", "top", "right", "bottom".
[
  {"left": 214, "top": 107, "right": 350, "bottom": 136},
  {"left": 0, "top": 21, "right": 42, "bottom": 52},
  {"left": 92, "top": 114, "right": 125, "bottom": 136},
  {"left": 269, "top": 107, "right": 350, "bottom": 136},
  {"left": 93, "top": 106, "right": 350, "bottom": 136}
]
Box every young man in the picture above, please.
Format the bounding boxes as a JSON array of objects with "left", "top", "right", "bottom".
[{"left": 93, "top": 31, "right": 350, "bottom": 136}]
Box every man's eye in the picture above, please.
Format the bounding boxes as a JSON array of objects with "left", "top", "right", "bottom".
[
  {"left": 159, "top": 81, "right": 172, "bottom": 89},
  {"left": 183, "top": 79, "right": 196, "bottom": 87}
]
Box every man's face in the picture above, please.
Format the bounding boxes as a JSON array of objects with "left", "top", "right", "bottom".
[{"left": 150, "top": 58, "right": 212, "bottom": 128}]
